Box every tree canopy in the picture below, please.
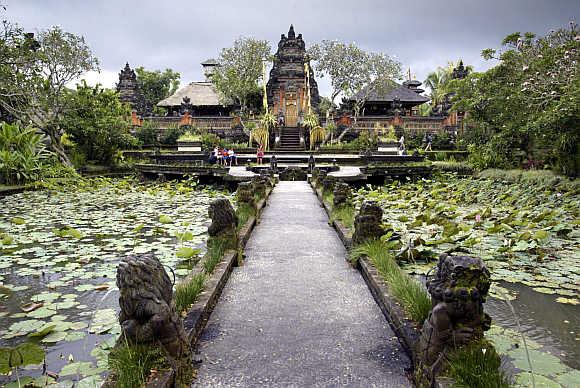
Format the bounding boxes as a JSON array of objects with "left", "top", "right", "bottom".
[
  {"left": 0, "top": 22, "right": 99, "bottom": 165},
  {"left": 308, "top": 40, "right": 401, "bottom": 117},
  {"left": 135, "top": 66, "right": 180, "bottom": 114},
  {"left": 62, "top": 81, "right": 136, "bottom": 164},
  {"left": 453, "top": 23, "right": 579, "bottom": 176},
  {"left": 212, "top": 37, "right": 271, "bottom": 113}
]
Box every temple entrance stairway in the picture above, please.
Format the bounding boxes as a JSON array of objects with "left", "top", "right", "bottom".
[
  {"left": 277, "top": 126, "right": 305, "bottom": 151},
  {"left": 192, "top": 181, "right": 410, "bottom": 386}
]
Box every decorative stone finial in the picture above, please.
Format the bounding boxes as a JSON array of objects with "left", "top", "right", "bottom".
[{"left": 288, "top": 24, "right": 295, "bottom": 39}]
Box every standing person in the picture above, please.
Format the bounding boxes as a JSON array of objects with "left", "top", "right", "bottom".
[
  {"left": 256, "top": 144, "right": 265, "bottom": 165},
  {"left": 425, "top": 133, "right": 433, "bottom": 151},
  {"left": 215, "top": 146, "right": 223, "bottom": 165},
  {"left": 222, "top": 148, "right": 229, "bottom": 166},
  {"left": 228, "top": 148, "right": 237, "bottom": 166},
  {"left": 398, "top": 135, "right": 405, "bottom": 155}
]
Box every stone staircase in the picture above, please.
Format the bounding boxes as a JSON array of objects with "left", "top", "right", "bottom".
[{"left": 277, "top": 127, "right": 304, "bottom": 151}]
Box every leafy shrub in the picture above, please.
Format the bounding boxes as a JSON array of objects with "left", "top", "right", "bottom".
[
  {"left": 177, "top": 131, "right": 201, "bottom": 142},
  {"left": 63, "top": 81, "right": 138, "bottom": 164},
  {"left": 135, "top": 120, "right": 158, "bottom": 145},
  {"left": 160, "top": 123, "right": 185, "bottom": 145},
  {"left": 0, "top": 122, "right": 48, "bottom": 184}
]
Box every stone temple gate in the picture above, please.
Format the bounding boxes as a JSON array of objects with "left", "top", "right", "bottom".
[{"left": 266, "top": 25, "right": 320, "bottom": 128}]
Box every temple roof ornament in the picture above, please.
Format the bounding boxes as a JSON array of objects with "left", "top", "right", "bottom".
[
  {"left": 452, "top": 60, "right": 469, "bottom": 79},
  {"left": 117, "top": 63, "right": 148, "bottom": 115}
]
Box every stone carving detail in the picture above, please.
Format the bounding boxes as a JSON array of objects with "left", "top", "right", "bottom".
[
  {"left": 251, "top": 176, "right": 267, "bottom": 197},
  {"left": 208, "top": 198, "right": 238, "bottom": 237},
  {"left": 333, "top": 182, "right": 352, "bottom": 207},
  {"left": 116, "top": 63, "right": 148, "bottom": 115},
  {"left": 417, "top": 253, "right": 492, "bottom": 371},
  {"left": 279, "top": 167, "right": 307, "bottom": 181},
  {"left": 266, "top": 25, "right": 320, "bottom": 115},
  {"left": 236, "top": 182, "right": 254, "bottom": 205},
  {"left": 321, "top": 175, "right": 337, "bottom": 193},
  {"left": 117, "top": 254, "right": 189, "bottom": 358},
  {"left": 353, "top": 201, "right": 385, "bottom": 245}
]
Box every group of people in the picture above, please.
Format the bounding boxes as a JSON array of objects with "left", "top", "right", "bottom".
[{"left": 208, "top": 146, "right": 237, "bottom": 166}]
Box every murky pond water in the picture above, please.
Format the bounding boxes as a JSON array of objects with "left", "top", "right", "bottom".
[{"left": 0, "top": 179, "right": 227, "bottom": 386}]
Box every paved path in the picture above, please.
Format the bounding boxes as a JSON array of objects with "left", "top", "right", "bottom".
[{"left": 193, "top": 181, "right": 410, "bottom": 387}]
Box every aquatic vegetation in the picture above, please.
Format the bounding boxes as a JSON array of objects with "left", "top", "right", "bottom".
[
  {"left": 108, "top": 341, "right": 167, "bottom": 388},
  {"left": 355, "top": 173, "right": 580, "bottom": 304},
  {"left": 355, "top": 172, "right": 580, "bottom": 383},
  {"left": 445, "top": 340, "right": 511, "bottom": 388},
  {"left": 331, "top": 204, "right": 355, "bottom": 229},
  {"left": 0, "top": 178, "right": 228, "bottom": 385}
]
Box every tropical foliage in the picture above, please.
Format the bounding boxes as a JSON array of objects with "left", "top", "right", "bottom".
[
  {"left": 0, "top": 23, "right": 99, "bottom": 166},
  {"left": 134, "top": 66, "right": 180, "bottom": 115},
  {"left": 62, "top": 81, "right": 136, "bottom": 164},
  {"left": 212, "top": 37, "right": 271, "bottom": 113},
  {"left": 453, "top": 24, "right": 579, "bottom": 176},
  {"left": 0, "top": 122, "right": 48, "bottom": 184}
]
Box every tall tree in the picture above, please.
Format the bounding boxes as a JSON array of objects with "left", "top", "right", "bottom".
[
  {"left": 308, "top": 40, "right": 401, "bottom": 137},
  {"left": 424, "top": 61, "right": 473, "bottom": 108},
  {"left": 212, "top": 37, "right": 271, "bottom": 113},
  {"left": 0, "top": 23, "right": 99, "bottom": 165},
  {"left": 453, "top": 23, "right": 579, "bottom": 175},
  {"left": 62, "top": 81, "right": 136, "bottom": 164},
  {"left": 135, "top": 67, "right": 180, "bottom": 114}
]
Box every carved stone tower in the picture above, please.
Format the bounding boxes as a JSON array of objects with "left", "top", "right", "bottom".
[
  {"left": 116, "top": 63, "right": 147, "bottom": 115},
  {"left": 266, "top": 25, "right": 320, "bottom": 127}
]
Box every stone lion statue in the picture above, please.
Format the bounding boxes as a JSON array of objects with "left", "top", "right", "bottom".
[
  {"left": 208, "top": 198, "right": 238, "bottom": 238},
  {"left": 116, "top": 254, "right": 189, "bottom": 358},
  {"left": 417, "top": 253, "right": 492, "bottom": 372},
  {"left": 352, "top": 201, "right": 385, "bottom": 245}
]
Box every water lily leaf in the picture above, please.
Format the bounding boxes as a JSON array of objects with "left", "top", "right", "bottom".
[
  {"left": 0, "top": 343, "right": 45, "bottom": 373},
  {"left": 59, "top": 361, "right": 96, "bottom": 377},
  {"left": 65, "top": 331, "right": 87, "bottom": 342},
  {"left": 555, "top": 369, "right": 580, "bottom": 387},
  {"left": 41, "top": 330, "right": 68, "bottom": 343},
  {"left": 89, "top": 308, "right": 117, "bottom": 334},
  {"left": 27, "top": 305, "right": 57, "bottom": 319},
  {"left": 509, "top": 348, "right": 566, "bottom": 377},
  {"left": 52, "top": 226, "right": 83, "bottom": 239},
  {"left": 0, "top": 233, "right": 14, "bottom": 245},
  {"left": 555, "top": 297, "right": 579, "bottom": 305},
  {"left": 159, "top": 215, "right": 173, "bottom": 224},
  {"left": 10, "top": 217, "right": 25, "bottom": 225},
  {"left": 515, "top": 372, "right": 561, "bottom": 387},
  {"left": 132, "top": 223, "right": 144, "bottom": 233},
  {"left": 28, "top": 324, "right": 56, "bottom": 338},
  {"left": 175, "top": 231, "right": 194, "bottom": 241},
  {"left": 534, "top": 230, "right": 550, "bottom": 241},
  {"left": 176, "top": 247, "right": 201, "bottom": 259},
  {"left": 7, "top": 319, "right": 45, "bottom": 336}
]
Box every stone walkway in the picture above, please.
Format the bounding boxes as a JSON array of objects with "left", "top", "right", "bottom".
[{"left": 193, "top": 181, "right": 410, "bottom": 387}]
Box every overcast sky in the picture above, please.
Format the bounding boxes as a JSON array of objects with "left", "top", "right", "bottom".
[{"left": 3, "top": 0, "right": 579, "bottom": 96}]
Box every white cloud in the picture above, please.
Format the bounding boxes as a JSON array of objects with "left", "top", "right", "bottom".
[{"left": 67, "top": 69, "right": 118, "bottom": 90}]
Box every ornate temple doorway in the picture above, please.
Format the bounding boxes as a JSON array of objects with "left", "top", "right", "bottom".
[{"left": 284, "top": 91, "right": 298, "bottom": 127}]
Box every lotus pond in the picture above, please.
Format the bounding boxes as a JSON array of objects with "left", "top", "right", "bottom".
[
  {"left": 0, "top": 178, "right": 228, "bottom": 386},
  {"left": 354, "top": 172, "right": 580, "bottom": 386}
]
